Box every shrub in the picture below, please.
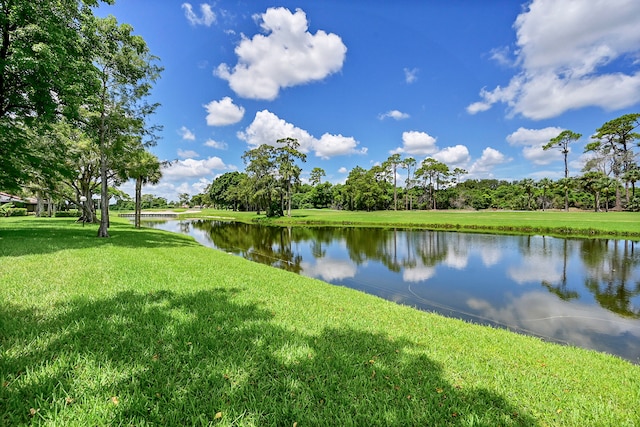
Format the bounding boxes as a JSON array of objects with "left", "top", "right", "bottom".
[
  {"left": 0, "top": 204, "right": 28, "bottom": 217},
  {"left": 54, "top": 210, "right": 81, "bottom": 218},
  {"left": 626, "top": 195, "right": 640, "bottom": 212},
  {"left": 6, "top": 208, "right": 27, "bottom": 216},
  {"left": 0, "top": 203, "right": 14, "bottom": 217}
]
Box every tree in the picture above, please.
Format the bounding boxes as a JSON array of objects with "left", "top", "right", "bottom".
[
  {"left": 242, "top": 140, "right": 306, "bottom": 217},
  {"left": 402, "top": 157, "right": 416, "bottom": 210},
  {"left": 622, "top": 165, "right": 640, "bottom": 197},
  {"left": 275, "top": 138, "right": 306, "bottom": 217},
  {"left": 452, "top": 167, "right": 467, "bottom": 185},
  {"left": 538, "top": 178, "right": 553, "bottom": 211},
  {"left": 585, "top": 113, "right": 640, "bottom": 210},
  {"left": 344, "top": 166, "right": 388, "bottom": 211},
  {"left": 179, "top": 193, "right": 190, "bottom": 206},
  {"left": 383, "top": 154, "right": 402, "bottom": 210},
  {"left": 121, "top": 149, "right": 162, "bottom": 228},
  {"left": 310, "top": 167, "right": 326, "bottom": 186},
  {"left": 415, "top": 158, "right": 449, "bottom": 210},
  {"left": 62, "top": 124, "right": 101, "bottom": 223},
  {"left": 519, "top": 178, "right": 536, "bottom": 210},
  {"left": 86, "top": 15, "right": 162, "bottom": 237},
  {"left": 307, "top": 167, "right": 330, "bottom": 209},
  {"left": 543, "top": 130, "right": 581, "bottom": 211},
  {"left": 0, "top": 0, "right": 109, "bottom": 191},
  {"left": 243, "top": 144, "right": 278, "bottom": 215},
  {"left": 579, "top": 171, "right": 607, "bottom": 212},
  {"left": 598, "top": 176, "right": 618, "bottom": 212},
  {"left": 207, "top": 171, "right": 246, "bottom": 209},
  {"left": 309, "top": 181, "right": 333, "bottom": 208}
]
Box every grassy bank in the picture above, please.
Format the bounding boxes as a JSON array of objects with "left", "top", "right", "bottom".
[
  {"left": 1, "top": 217, "right": 639, "bottom": 426},
  {"left": 178, "top": 208, "right": 640, "bottom": 238}
]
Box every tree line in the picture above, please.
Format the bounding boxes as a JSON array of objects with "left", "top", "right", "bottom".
[
  {"left": 1, "top": 0, "right": 163, "bottom": 235},
  {"left": 194, "top": 113, "right": 640, "bottom": 214}
]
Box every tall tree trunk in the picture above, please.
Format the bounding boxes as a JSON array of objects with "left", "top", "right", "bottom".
[
  {"left": 97, "top": 75, "right": 110, "bottom": 237},
  {"left": 564, "top": 153, "right": 569, "bottom": 211},
  {"left": 135, "top": 177, "right": 142, "bottom": 228},
  {"left": 36, "top": 191, "right": 44, "bottom": 217},
  {"left": 625, "top": 182, "right": 630, "bottom": 204},
  {"left": 287, "top": 179, "right": 292, "bottom": 217},
  {"left": 97, "top": 149, "right": 110, "bottom": 237},
  {"left": 614, "top": 185, "right": 622, "bottom": 211},
  {"left": 393, "top": 165, "right": 397, "bottom": 211},
  {"left": 97, "top": 96, "right": 109, "bottom": 237}
]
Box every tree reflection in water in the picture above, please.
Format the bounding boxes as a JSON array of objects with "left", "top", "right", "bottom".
[
  {"left": 581, "top": 239, "right": 640, "bottom": 318},
  {"left": 146, "top": 219, "right": 640, "bottom": 362}
]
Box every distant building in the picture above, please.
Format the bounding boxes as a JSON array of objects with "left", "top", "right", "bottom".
[{"left": 0, "top": 191, "right": 39, "bottom": 212}]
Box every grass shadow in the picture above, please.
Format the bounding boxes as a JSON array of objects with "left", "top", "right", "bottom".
[
  {"left": 0, "top": 218, "right": 200, "bottom": 257},
  {"left": 1, "top": 289, "right": 537, "bottom": 425}
]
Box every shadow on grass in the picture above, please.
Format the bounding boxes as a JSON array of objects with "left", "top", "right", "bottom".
[
  {"left": 0, "top": 218, "right": 200, "bottom": 257},
  {"left": 1, "top": 289, "right": 537, "bottom": 426}
]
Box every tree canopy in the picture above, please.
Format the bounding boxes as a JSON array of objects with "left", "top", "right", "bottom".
[
  {"left": 0, "top": 0, "right": 112, "bottom": 191},
  {"left": 0, "top": 1, "right": 162, "bottom": 237}
]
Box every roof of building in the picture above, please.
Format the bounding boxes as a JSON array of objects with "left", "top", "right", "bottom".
[{"left": 0, "top": 192, "right": 37, "bottom": 204}]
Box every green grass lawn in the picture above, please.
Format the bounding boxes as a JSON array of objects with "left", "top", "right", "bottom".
[
  {"left": 1, "top": 216, "right": 639, "bottom": 426},
  {"left": 180, "top": 208, "right": 640, "bottom": 238}
]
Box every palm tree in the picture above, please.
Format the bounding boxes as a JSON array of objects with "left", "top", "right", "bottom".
[
  {"left": 519, "top": 178, "right": 535, "bottom": 210},
  {"left": 622, "top": 165, "right": 640, "bottom": 197},
  {"left": 538, "top": 178, "right": 552, "bottom": 211},
  {"left": 123, "top": 150, "right": 162, "bottom": 228},
  {"left": 598, "top": 176, "right": 617, "bottom": 212},
  {"left": 579, "top": 171, "right": 602, "bottom": 212}
]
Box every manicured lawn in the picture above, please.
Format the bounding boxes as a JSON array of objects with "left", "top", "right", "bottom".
[
  {"left": 180, "top": 208, "right": 640, "bottom": 238},
  {"left": 1, "top": 216, "right": 639, "bottom": 426}
]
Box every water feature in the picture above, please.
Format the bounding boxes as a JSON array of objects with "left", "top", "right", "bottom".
[{"left": 144, "top": 219, "right": 640, "bottom": 363}]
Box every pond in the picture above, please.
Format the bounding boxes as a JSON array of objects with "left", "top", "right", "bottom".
[{"left": 143, "top": 219, "right": 640, "bottom": 363}]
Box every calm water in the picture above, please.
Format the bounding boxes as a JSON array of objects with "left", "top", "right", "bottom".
[{"left": 144, "top": 219, "right": 640, "bottom": 363}]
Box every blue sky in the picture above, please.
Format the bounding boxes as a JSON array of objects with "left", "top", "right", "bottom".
[{"left": 97, "top": 0, "right": 640, "bottom": 202}]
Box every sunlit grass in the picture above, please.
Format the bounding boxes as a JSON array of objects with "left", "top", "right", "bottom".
[
  {"left": 1, "top": 216, "right": 639, "bottom": 425},
  {"left": 182, "top": 208, "right": 640, "bottom": 237}
]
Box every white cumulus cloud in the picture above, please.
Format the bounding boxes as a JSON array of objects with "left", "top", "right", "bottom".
[
  {"left": 179, "top": 126, "right": 196, "bottom": 141},
  {"left": 204, "top": 139, "right": 228, "bottom": 150},
  {"left": 177, "top": 149, "right": 199, "bottom": 159},
  {"left": 433, "top": 145, "right": 470, "bottom": 166},
  {"left": 162, "top": 156, "right": 229, "bottom": 180},
  {"left": 393, "top": 131, "right": 438, "bottom": 156},
  {"left": 316, "top": 133, "right": 366, "bottom": 159},
  {"left": 467, "top": 0, "right": 640, "bottom": 119},
  {"left": 182, "top": 3, "right": 216, "bottom": 27},
  {"left": 468, "top": 147, "right": 510, "bottom": 175},
  {"left": 238, "top": 109, "right": 366, "bottom": 159},
  {"left": 204, "top": 97, "right": 245, "bottom": 126},
  {"left": 378, "top": 110, "right": 410, "bottom": 120},
  {"left": 506, "top": 127, "right": 564, "bottom": 146},
  {"left": 215, "top": 7, "right": 347, "bottom": 100},
  {"left": 506, "top": 127, "right": 565, "bottom": 165}
]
